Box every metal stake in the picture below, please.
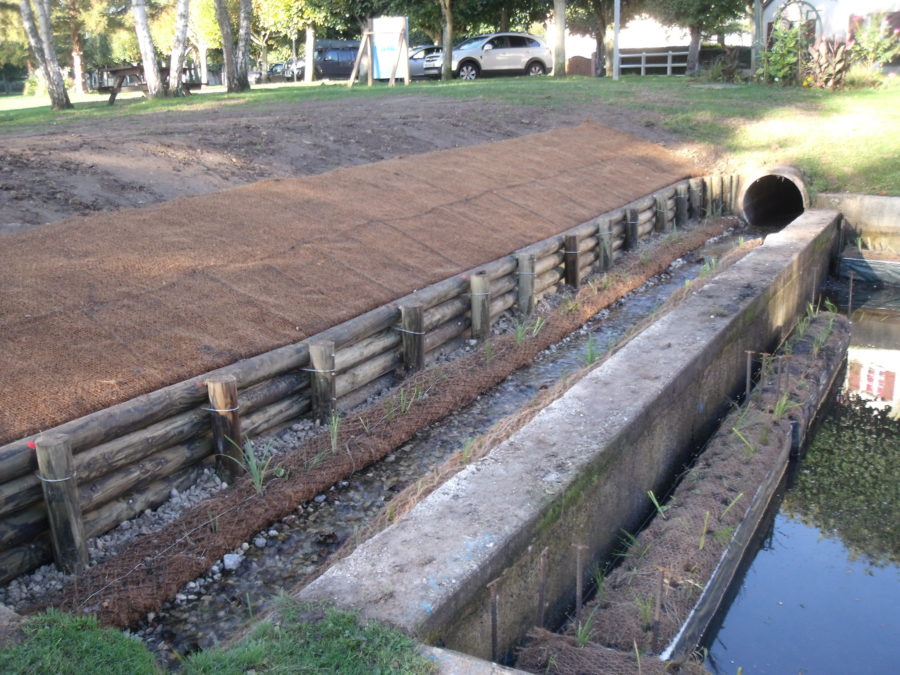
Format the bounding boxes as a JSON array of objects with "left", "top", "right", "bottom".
[
  {"left": 538, "top": 547, "right": 548, "bottom": 628},
  {"left": 487, "top": 577, "right": 502, "bottom": 663}
]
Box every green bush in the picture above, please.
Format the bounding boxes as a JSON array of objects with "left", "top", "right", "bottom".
[
  {"left": 758, "top": 21, "right": 807, "bottom": 84},
  {"left": 851, "top": 13, "right": 900, "bottom": 69}
]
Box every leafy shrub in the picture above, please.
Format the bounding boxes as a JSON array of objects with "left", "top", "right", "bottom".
[
  {"left": 850, "top": 13, "right": 900, "bottom": 69},
  {"left": 804, "top": 38, "right": 852, "bottom": 89},
  {"left": 758, "top": 21, "right": 807, "bottom": 84}
]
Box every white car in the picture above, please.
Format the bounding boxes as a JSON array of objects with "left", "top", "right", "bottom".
[{"left": 423, "top": 32, "right": 552, "bottom": 80}]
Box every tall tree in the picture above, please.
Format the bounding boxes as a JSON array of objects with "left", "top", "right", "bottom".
[
  {"left": 19, "top": 0, "right": 71, "bottom": 108},
  {"left": 236, "top": 0, "right": 251, "bottom": 89},
  {"left": 553, "top": 0, "right": 566, "bottom": 77},
  {"left": 65, "top": 0, "right": 88, "bottom": 94},
  {"left": 131, "top": 0, "right": 163, "bottom": 97},
  {"left": 647, "top": 0, "right": 747, "bottom": 74},
  {"left": 188, "top": 0, "right": 220, "bottom": 84},
  {"left": 439, "top": 0, "right": 452, "bottom": 81},
  {"left": 568, "top": 0, "right": 646, "bottom": 76},
  {"left": 212, "top": 0, "right": 238, "bottom": 90},
  {"left": 168, "top": 0, "right": 190, "bottom": 95},
  {"left": 213, "top": 0, "right": 251, "bottom": 92}
]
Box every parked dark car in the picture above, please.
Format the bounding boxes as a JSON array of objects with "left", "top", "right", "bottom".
[{"left": 286, "top": 40, "right": 362, "bottom": 80}]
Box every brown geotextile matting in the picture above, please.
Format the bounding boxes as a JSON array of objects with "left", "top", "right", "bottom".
[{"left": 0, "top": 122, "right": 697, "bottom": 444}]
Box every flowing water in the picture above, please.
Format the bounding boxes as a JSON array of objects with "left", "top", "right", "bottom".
[
  {"left": 138, "top": 231, "right": 753, "bottom": 664},
  {"left": 704, "top": 294, "right": 900, "bottom": 674}
]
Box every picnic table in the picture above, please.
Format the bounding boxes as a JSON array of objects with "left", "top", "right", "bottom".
[{"left": 97, "top": 64, "right": 201, "bottom": 105}]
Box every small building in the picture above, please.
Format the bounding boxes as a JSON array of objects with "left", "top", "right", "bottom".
[{"left": 763, "top": 0, "right": 900, "bottom": 40}]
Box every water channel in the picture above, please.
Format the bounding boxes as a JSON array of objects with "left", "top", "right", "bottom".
[
  {"left": 704, "top": 293, "right": 899, "bottom": 674},
  {"left": 138, "top": 229, "right": 754, "bottom": 665}
]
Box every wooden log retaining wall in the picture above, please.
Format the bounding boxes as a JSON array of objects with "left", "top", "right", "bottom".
[{"left": 0, "top": 175, "right": 734, "bottom": 583}]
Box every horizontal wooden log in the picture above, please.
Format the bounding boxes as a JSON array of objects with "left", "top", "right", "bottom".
[
  {"left": 83, "top": 464, "right": 203, "bottom": 540},
  {"left": 425, "top": 295, "right": 468, "bottom": 332},
  {"left": 0, "top": 537, "right": 51, "bottom": 586},
  {"left": 336, "top": 350, "right": 400, "bottom": 399},
  {"left": 80, "top": 435, "right": 213, "bottom": 513},
  {"left": 638, "top": 220, "right": 655, "bottom": 238},
  {"left": 637, "top": 209, "right": 654, "bottom": 226},
  {"left": 242, "top": 396, "right": 309, "bottom": 437},
  {"left": 578, "top": 236, "right": 598, "bottom": 254},
  {"left": 0, "top": 503, "right": 45, "bottom": 549},
  {"left": 335, "top": 329, "right": 400, "bottom": 374},
  {"left": 424, "top": 317, "right": 467, "bottom": 354},
  {"left": 535, "top": 268, "right": 563, "bottom": 296},
  {"left": 490, "top": 291, "right": 517, "bottom": 320},
  {"left": 0, "top": 372, "right": 307, "bottom": 520},
  {"left": 536, "top": 252, "right": 564, "bottom": 276}
]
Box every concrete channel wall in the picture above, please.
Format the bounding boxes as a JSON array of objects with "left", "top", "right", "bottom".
[{"left": 298, "top": 209, "right": 842, "bottom": 659}]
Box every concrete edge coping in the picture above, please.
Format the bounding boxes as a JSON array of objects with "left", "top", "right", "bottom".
[{"left": 297, "top": 209, "right": 841, "bottom": 650}]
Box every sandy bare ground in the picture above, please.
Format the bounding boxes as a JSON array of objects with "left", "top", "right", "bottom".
[{"left": 0, "top": 93, "right": 716, "bottom": 234}]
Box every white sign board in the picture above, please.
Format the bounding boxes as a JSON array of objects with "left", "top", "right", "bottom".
[{"left": 371, "top": 16, "right": 410, "bottom": 80}]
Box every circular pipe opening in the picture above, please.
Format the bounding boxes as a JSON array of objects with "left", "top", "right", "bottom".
[{"left": 739, "top": 168, "right": 808, "bottom": 228}]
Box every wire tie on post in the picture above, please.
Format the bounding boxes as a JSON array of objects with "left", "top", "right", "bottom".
[
  {"left": 35, "top": 472, "right": 77, "bottom": 484},
  {"left": 201, "top": 405, "right": 241, "bottom": 413},
  {"left": 393, "top": 327, "right": 426, "bottom": 335},
  {"left": 300, "top": 367, "right": 336, "bottom": 373},
  {"left": 468, "top": 292, "right": 491, "bottom": 297}
]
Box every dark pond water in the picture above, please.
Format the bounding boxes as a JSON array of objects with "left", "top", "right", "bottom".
[{"left": 705, "top": 299, "right": 900, "bottom": 674}]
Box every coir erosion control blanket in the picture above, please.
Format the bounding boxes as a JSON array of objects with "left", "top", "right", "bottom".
[{"left": 0, "top": 122, "right": 698, "bottom": 444}]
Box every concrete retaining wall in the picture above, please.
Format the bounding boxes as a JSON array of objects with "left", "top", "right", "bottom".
[
  {"left": 815, "top": 193, "right": 900, "bottom": 249},
  {"left": 297, "top": 209, "right": 842, "bottom": 659}
]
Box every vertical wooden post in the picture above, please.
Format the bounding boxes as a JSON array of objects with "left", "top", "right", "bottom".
[
  {"left": 625, "top": 208, "right": 639, "bottom": 250},
  {"left": 516, "top": 253, "right": 535, "bottom": 315},
  {"left": 654, "top": 194, "right": 668, "bottom": 232},
  {"left": 563, "top": 235, "right": 580, "bottom": 289},
  {"left": 688, "top": 177, "right": 705, "bottom": 220},
  {"left": 207, "top": 375, "right": 244, "bottom": 479},
  {"left": 675, "top": 184, "right": 689, "bottom": 228},
  {"left": 309, "top": 340, "right": 336, "bottom": 422},
  {"left": 469, "top": 271, "right": 492, "bottom": 339},
  {"left": 400, "top": 305, "right": 424, "bottom": 373},
  {"left": 34, "top": 433, "right": 88, "bottom": 573},
  {"left": 597, "top": 219, "right": 612, "bottom": 272}
]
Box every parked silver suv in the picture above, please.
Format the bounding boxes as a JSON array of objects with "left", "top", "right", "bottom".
[{"left": 423, "top": 32, "right": 552, "bottom": 80}]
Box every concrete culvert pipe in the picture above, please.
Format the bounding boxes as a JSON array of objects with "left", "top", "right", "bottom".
[{"left": 738, "top": 166, "right": 809, "bottom": 228}]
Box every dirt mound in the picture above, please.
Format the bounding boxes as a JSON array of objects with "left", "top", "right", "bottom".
[{"left": 0, "top": 122, "right": 697, "bottom": 445}]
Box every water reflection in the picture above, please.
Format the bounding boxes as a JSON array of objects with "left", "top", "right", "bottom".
[{"left": 705, "top": 299, "right": 900, "bottom": 673}]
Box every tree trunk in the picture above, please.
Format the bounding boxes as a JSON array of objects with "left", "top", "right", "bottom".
[
  {"left": 213, "top": 0, "right": 239, "bottom": 92},
  {"left": 498, "top": 6, "right": 509, "bottom": 32},
  {"left": 594, "top": 28, "right": 606, "bottom": 77},
  {"left": 25, "top": 0, "right": 72, "bottom": 109},
  {"left": 67, "top": 0, "right": 85, "bottom": 94},
  {"left": 439, "top": 0, "right": 452, "bottom": 81},
  {"left": 235, "top": 0, "right": 251, "bottom": 90},
  {"left": 199, "top": 45, "right": 208, "bottom": 83},
  {"left": 553, "top": 0, "right": 567, "bottom": 78},
  {"left": 131, "top": 0, "right": 163, "bottom": 98},
  {"left": 304, "top": 25, "right": 315, "bottom": 83},
  {"left": 168, "top": 0, "right": 191, "bottom": 96},
  {"left": 687, "top": 25, "right": 702, "bottom": 75}
]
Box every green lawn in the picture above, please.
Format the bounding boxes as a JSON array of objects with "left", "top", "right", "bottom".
[{"left": 2, "top": 76, "right": 897, "bottom": 195}]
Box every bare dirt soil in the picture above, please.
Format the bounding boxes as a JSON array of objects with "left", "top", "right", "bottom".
[{"left": 0, "top": 93, "right": 715, "bottom": 234}]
